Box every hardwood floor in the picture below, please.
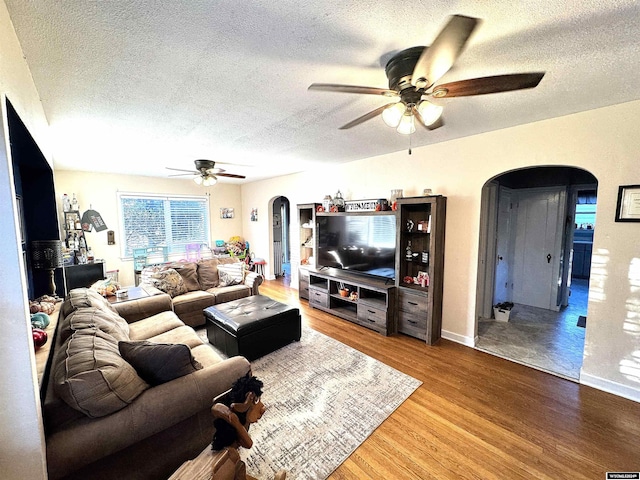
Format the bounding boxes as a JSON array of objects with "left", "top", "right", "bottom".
[{"left": 259, "top": 278, "right": 640, "bottom": 480}]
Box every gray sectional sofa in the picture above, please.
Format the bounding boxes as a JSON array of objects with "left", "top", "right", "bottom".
[{"left": 42, "top": 288, "right": 251, "bottom": 480}]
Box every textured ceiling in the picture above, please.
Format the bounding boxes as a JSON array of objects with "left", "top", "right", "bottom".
[{"left": 5, "top": 0, "right": 640, "bottom": 183}]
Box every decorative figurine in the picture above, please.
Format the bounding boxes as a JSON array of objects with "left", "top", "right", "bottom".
[{"left": 211, "top": 374, "right": 286, "bottom": 480}]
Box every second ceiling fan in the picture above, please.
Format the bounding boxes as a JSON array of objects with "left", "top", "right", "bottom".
[
  {"left": 166, "top": 159, "right": 246, "bottom": 186},
  {"left": 308, "top": 14, "right": 545, "bottom": 134}
]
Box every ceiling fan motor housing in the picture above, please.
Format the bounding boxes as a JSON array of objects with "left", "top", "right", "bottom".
[
  {"left": 195, "top": 159, "right": 216, "bottom": 173},
  {"left": 385, "top": 46, "right": 425, "bottom": 92}
]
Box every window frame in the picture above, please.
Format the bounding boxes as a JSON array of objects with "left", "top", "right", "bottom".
[{"left": 117, "top": 191, "right": 210, "bottom": 259}]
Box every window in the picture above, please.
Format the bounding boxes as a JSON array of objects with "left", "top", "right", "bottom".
[{"left": 118, "top": 192, "right": 210, "bottom": 258}]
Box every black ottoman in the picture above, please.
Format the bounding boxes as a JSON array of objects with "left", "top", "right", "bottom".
[{"left": 204, "top": 295, "right": 301, "bottom": 360}]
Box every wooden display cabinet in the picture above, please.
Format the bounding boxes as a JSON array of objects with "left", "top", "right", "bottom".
[
  {"left": 297, "top": 203, "right": 320, "bottom": 300},
  {"left": 395, "top": 196, "right": 446, "bottom": 344}
]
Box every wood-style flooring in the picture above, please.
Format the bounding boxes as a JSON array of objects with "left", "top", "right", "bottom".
[{"left": 259, "top": 278, "right": 640, "bottom": 480}]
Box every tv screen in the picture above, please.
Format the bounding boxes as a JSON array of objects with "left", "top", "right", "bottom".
[{"left": 316, "top": 213, "right": 396, "bottom": 280}]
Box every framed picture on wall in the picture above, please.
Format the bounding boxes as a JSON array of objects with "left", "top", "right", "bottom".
[
  {"left": 220, "top": 208, "right": 234, "bottom": 219},
  {"left": 250, "top": 208, "right": 258, "bottom": 221},
  {"left": 615, "top": 184, "right": 640, "bottom": 222}
]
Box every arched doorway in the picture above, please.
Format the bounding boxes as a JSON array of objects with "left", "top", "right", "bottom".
[
  {"left": 475, "top": 166, "right": 597, "bottom": 381},
  {"left": 271, "top": 196, "right": 291, "bottom": 282}
]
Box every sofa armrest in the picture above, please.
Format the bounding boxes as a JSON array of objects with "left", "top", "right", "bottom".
[
  {"left": 45, "top": 355, "right": 251, "bottom": 479},
  {"left": 244, "top": 271, "right": 263, "bottom": 295},
  {"left": 113, "top": 293, "right": 173, "bottom": 324}
]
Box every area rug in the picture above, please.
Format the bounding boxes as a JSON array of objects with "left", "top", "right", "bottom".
[{"left": 239, "top": 326, "right": 421, "bottom": 480}]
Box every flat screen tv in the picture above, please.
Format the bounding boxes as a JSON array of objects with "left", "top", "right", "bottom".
[{"left": 316, "top": 213, "right": 396, "bottom": 280}]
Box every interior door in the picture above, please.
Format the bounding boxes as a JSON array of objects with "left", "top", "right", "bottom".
[
  {"left": 512, "top": 187, "right": 565, "bottom": 310},
  {"left": 494, "top": 187, "right": 513, "bottom": 305}
]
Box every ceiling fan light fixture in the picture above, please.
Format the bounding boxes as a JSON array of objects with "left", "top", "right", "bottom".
[
  {"left": 202, "top": 175, "right": 217, "bottom": 187},
  {"left": 417, "top": 100, "right": 444, "bottom": 126},
  {"left": 396, "top": 111, "right": 416, "bottom": 135},
  {"left": 193, "top": 176, "right": 203, "bottom": 185},
  {"left": 382, "top": 102, "right": 406, "bottom": 128}
]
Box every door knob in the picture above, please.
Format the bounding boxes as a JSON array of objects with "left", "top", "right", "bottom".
[{"left": 547, "top": 254, "right": 552, "bottom": 263}]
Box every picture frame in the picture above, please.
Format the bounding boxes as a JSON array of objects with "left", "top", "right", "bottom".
[
  {"left": 615, "top": 184, "right": 640, "bottom": 222},
  {"left": 220, "top": 207, "right": 234, "bottom": 219},
  {"left": 250, "top": 208, "right": 258, "bottom": 222}
]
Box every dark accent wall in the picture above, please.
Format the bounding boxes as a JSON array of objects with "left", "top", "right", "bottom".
[{"left": 7, "top": 99, "right": 61, "bottom": 298}]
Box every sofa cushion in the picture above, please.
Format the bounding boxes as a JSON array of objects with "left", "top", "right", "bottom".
[
  {"left": 58, "top": 307, "right": 130, "bottom": 344},
  {"left": 118, "top": 340, "right": 203, "bottom": 386},
  {"left": 146, "top": 325, "right": 205, "bottom": 349},
  {"left": 217, "top": 263, "right": 246, "bottom": 286},
  {"left": 147, "top": 268, "right": 188, "bottom": 298},
  {"left": 197, "top": 258, "right": 221, "bottom": 289},
  {"left": 128, "top": 310, "right": 186, "bottom": 341},
  {"left": 61, "top": 288, "right": 119, "bottom": 319},
  {"left": 53, "top": 328, "right": 149, "bottom": 418},
  {"left": 208, "top": 284, "right": 252, "bottom": 304},
  {"left": 165, "top": 261, "right": 200, "bottom": 291}
]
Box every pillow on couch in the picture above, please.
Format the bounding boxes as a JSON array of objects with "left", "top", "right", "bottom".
[
  {"left": 197, "top": 258, "right": 221, "bottom": 289},
  {"left": 119, "top": 340, "right": 203, "bottom": 385},
  {"left": 217, "top": 263, "right": 245, "bottom": 286},
  {"left": 146, "top": 268, "right": 188, "bottom": 298},
  {"left": 167, "top": 262, "right": 200, "bottom": 291}
]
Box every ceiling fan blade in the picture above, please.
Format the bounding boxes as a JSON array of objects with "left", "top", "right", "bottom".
[
  {"left": 166, "top": 167, "right": 198, "bottom": 173},
  {"left": 412, "top": 14, "right": 480, "bottom": 89},
  {"left": 339, "top": 104, "right": 396, "bottom": 129},
  {"left": 216, "top": 172, "right": 246, "bottom": 179},
  {"left": 168, "top": 173, "right": 197, "bottom": 177},
  {"left": 413, "top": 106, "right": 445, "bottom": 131},
  {"left": 431, "top": 72, "right": 545, "bottom": 97},
  {"left": 205, "top": 167, "right": 225, "bottom": 174},
  {"left": 309, "top": 83, "right": 398, "bottom": 97}
]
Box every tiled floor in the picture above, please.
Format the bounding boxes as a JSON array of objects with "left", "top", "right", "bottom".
[{"left": 475, "top": 278, "right": 588, "bottom": 381}]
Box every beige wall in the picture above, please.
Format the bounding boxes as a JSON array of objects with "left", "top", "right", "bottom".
[
  {"left": 0, "top": 0, "right": 50, "bottom": 478},
  {"left": 241, "top": 100, "right": 640, "bottom": 402},
  {"left": 53, "top": 170, "right": 244, "bottom": 286}
]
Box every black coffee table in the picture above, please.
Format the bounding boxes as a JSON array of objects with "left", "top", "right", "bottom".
[{"left": 204, "top": 295, "right": 301, "bottom": 360}]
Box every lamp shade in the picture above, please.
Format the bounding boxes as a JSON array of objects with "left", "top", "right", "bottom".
[
  {"left": 31, "top": 240, "right": 63, "bottom": 269},
  {"left": 382, "top": 102, "right": 406, "bottom": 128},
  {"left": 417, "top": 100, "right": 444, "bottom": 126},
  {"left": 396, "top": 112, "right": 416, "bottom": 135}
]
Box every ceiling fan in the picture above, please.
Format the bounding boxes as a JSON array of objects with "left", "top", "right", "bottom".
[
  {"left": 166, "top": 159, "right": 246, "bottom": 186},
  {"left": 308, "top": 14, "right": 545, "bottom": 135}
]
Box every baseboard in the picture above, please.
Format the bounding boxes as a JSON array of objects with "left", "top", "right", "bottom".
[
  {"left": 441, "top": 329, "right": 475, "bottom": 347},
  {"left": 580, "top": 371, "right": 640, "bottom": 403}
]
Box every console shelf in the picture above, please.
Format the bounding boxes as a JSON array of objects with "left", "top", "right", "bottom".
[{"left": 307, "top": 268, "right": 396, "bottom": 335}]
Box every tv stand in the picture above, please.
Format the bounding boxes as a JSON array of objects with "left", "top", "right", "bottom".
[{"left": 307, "top": 268, "right": 396, "bottom": 336}]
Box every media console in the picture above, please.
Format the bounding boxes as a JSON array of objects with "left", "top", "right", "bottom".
[
  {"left": 307, "top": 268, "right": 396, "bottom": 336},
  {"left": 298, "top": 195, "right": 446, "bottom": 344}
]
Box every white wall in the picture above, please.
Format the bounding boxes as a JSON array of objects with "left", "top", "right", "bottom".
[
  {"left": 0, "top": 0, "right": 51, "bottom": 478},
  {"left": 54, "top": 170, "right": 244, "bottom": 287},
  {"left": 241, "top": 100, "right": 640, "bottom": 402}
]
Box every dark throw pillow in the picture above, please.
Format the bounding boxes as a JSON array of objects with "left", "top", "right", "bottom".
[{"left": 118, "top": 340, "right": 203, "bottom": 386}]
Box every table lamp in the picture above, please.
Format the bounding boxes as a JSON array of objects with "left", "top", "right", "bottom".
[{"left": 31, "top": 240, "right": 63, "bottom": 297}]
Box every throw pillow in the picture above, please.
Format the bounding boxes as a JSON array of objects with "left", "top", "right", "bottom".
[
  {"left": 147, "top": 268, "right": 188, "bottom": 298},
  {"left": 167, "top": 262, "right": 200, "bottom": 291},
  {"left": 217, "top": 263, "right": 245, "bottom": 287},
  {"left": 119, "top": 340, "right": 203, "bottom": 386},
  {"left": 197, "top": 258, "right": 221, "bottom": 289}
]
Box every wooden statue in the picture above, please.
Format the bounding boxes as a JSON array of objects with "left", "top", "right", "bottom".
[{"left": 211, "top": 374, "right": 286, "bottom": 480}]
